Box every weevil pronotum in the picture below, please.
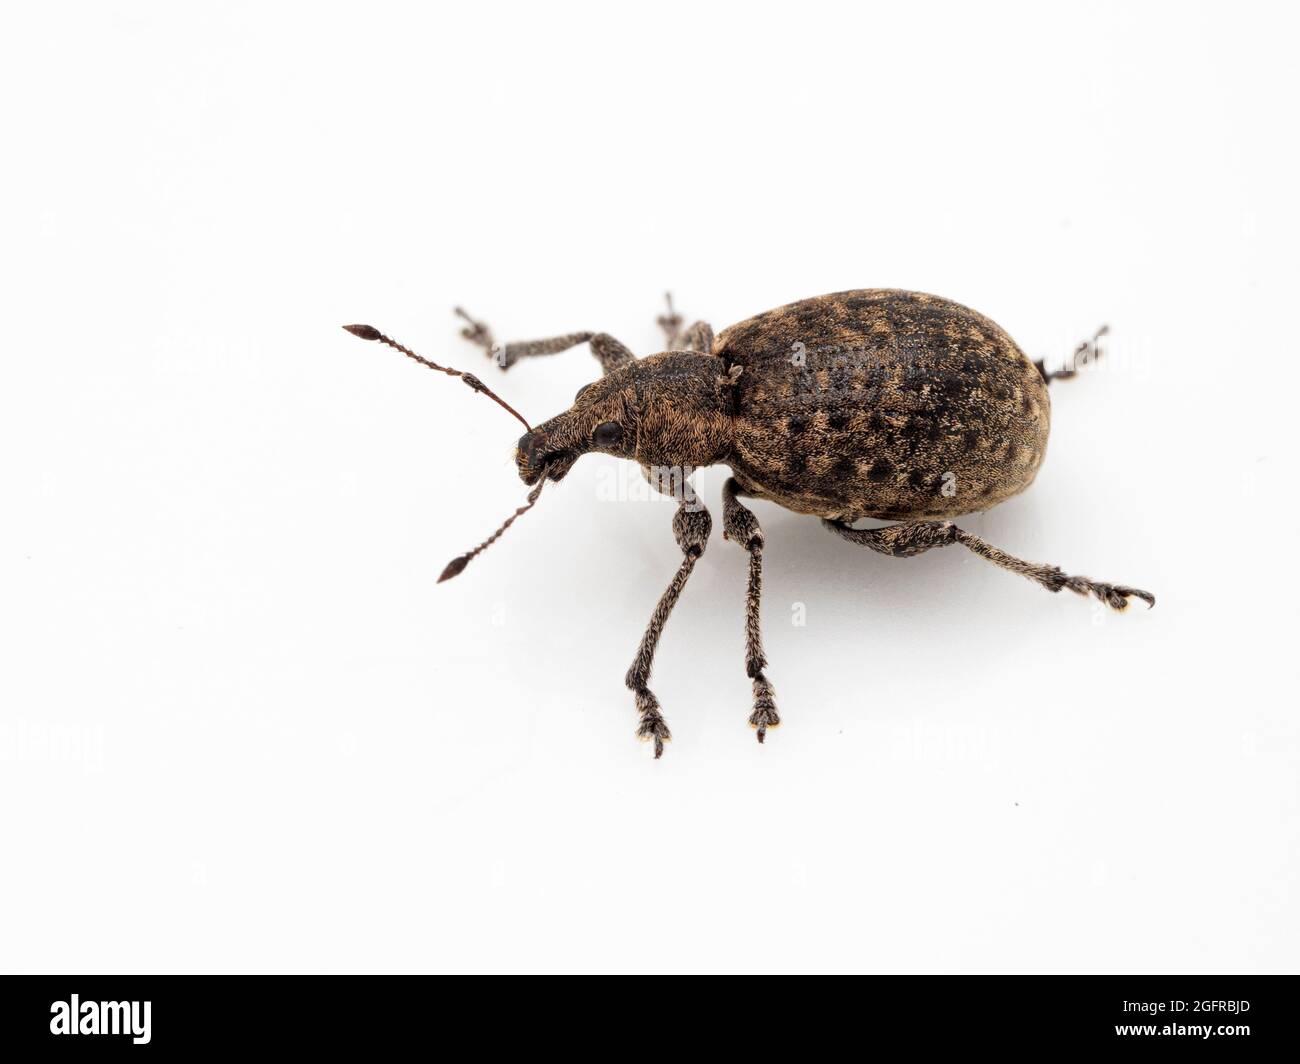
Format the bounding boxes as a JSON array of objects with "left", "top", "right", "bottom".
[{"left": 344, "top": 289, "right": 1154, "bottom": 758}]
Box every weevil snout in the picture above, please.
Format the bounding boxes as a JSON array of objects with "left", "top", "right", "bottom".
[
  {"left": 515, "top": 430, "right": 544, "bottom": 483},
  {"left": 516, "top": 428, "right": 580, "bottom": 484},
  {"left": 516, "top": 429, "right": 541, "bottom": 465}
]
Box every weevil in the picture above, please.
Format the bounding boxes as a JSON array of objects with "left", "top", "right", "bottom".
[{"left": 344, "top": 289, "right": 1154, "bottom": 758}]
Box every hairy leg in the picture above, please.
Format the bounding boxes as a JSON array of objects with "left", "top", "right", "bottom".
[
  {"left": 625, "top": 503, "right": 713, "bottom": 758},
  {"left": 657, "top": 292, "right": 684, "bottom": 350},
  {"left": 722, "top": 479, "right": 779, "bottom": 743},
  {"left": 656, "top": 293, "right": 714, "bottom": 353},
  {"left": 455, "top": 307, "right": 634, "bottom": 375},
  {"left": 822, "top": 518, "right": 1154, "bottom": 610}
]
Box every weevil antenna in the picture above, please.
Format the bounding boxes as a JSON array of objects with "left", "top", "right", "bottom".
[
  {"left": 342, "top": 324, "right": 532, "bottom": 431},
  {"left": 438, "top": 477, "right": 547, "bottom": 582}
]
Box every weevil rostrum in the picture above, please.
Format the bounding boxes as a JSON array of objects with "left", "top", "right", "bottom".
[{"left": 344, "top": 289, "right": 1154, "bottom": 758}]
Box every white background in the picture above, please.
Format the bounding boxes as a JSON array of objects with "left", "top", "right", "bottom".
[{"left": 3, "top": 2, "right": 1297, "bottom": 974}]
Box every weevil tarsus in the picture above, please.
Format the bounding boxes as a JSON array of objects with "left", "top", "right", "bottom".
[
  {"left": 1035, "top": 324, "right": 1109, "bottom": 384},
  {"left": 657, "top": 292, "right": 715, "bottom": 353},
  {"left": 657, "top": 291, "right": 684, "bottom": 350}
]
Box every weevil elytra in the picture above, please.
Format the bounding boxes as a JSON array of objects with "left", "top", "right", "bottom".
[{"left": 345, "top": 289, "right": 1154, "bottom": 758}]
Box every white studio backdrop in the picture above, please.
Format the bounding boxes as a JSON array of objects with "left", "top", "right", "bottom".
[{"left": 1, "top": 1, "right": 1296, "bottom": 973}]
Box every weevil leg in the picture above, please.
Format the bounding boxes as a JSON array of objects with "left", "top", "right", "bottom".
[
  {"left": 454, "top": 307, "right": 635, "bottom": 375},
  {"left": 822, "top": 518, "right": 1155, "bottom": 611},
  {"left": 657, "top": 292, "right": 685, "bottom": 349},
  {"left": 1034, "top": 324, "right": 1108, "bottom": 384},
  {"left": 681, "top": 320, "right": 716, "bottom": 354},
  {"left": 656, "top": 293, "right": 715, "bottom": 353},
  {"left": 722, "top": 479, "right": 779, "bottom": 744},
  {"left": 625, "top": 502, "right": 712, "bottom": 758}
]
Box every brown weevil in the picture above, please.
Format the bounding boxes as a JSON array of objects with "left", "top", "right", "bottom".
[{"left": 344, "top": 289, "right": 1154, "bottom": 758}]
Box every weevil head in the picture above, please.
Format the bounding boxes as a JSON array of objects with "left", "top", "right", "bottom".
[{"left": 515, "top": 353, "right": 737, "bottom": 484}]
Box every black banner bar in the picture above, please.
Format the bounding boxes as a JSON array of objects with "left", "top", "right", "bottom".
[{"left": 1, "top": 975, "right": 1291, "bottom": 1052}]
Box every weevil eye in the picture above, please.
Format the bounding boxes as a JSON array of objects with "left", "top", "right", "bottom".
[
  {"left": 574, "top": 383, "right": 593, "bottom": 405},
  {"left": 592, "top": 421, "right": 622, "bottom": 447}
]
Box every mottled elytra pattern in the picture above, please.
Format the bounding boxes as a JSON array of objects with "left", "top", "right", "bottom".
[
  {"left": 718, "top": 290, "right": 1050, "bottom": 521},
  {"left": 349, "top": 290, "right": 1154, "bottom": 759}
]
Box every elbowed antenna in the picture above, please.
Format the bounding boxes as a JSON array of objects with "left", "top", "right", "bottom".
[
  {"left": 437, "top": 477, "right": 547, "bottom": 583},
  {"left": 342, "top": 324, "right": 532, "bottom": 431},
  {"left": 343, "top": 321, "right": 550, "bottom": 582}
]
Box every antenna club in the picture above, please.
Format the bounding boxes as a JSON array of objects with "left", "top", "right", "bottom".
[
  {"left": 438, "top": 555, "right": 470, "bottom": 583},
  {"left": 340, "top": 321, "right": 530, "bottom": 431}
]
